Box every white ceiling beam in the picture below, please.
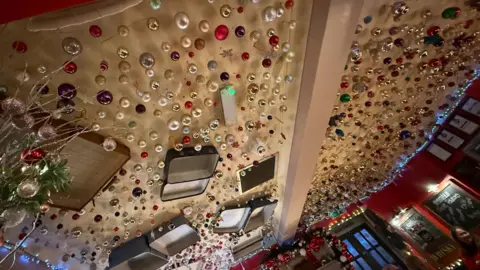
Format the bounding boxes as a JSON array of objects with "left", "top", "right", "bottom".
[{"left": 274, "top": 0, "right": 366, "bottom": 242}]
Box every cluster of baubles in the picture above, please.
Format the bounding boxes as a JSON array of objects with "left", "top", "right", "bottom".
[
  {"left": 5, "top": 0, "right": 299, "bottom": 268},
  {"left": 305, "top": 3, "right": 480, "bottom": 222}
]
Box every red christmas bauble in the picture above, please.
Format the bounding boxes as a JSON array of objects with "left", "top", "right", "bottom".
[
  {"left": 264, "top": 259, "right": 276, "bottom": 268},
  {"left": 278, "top": 252, "right": 291, "bottom": 263},
  {"left": 241, "top": 52, "right": 250, "bottom": 61},
  {"left": 63, "top": 61, "right": 77, "bottom": 74},
  {"left": 89, "top": 25, "right": 102, "bottom": 37},
  {"left": 262, "top": 58, "right": 272, "bottom": 68},
  {"left": 12, "top": 41, "right": 27, "bottom": 53},
  {"left": 100, "top": 60, "right": 108, "bottom": 72},
  {"left": 183, "top": 136, "right": 191, "bottom": 144},
  {"left": 428, "top": 58, "right": 440, "bottom": 67},
  {"left": 426, "top": 26, "right": 440, "bottom": 36},
  {"left": 269, "top": 35, "right": 280, "bottom": 46},
  {"left": 215, "top": 25, "right": 229, "bottom": 40},
  {"left": 141, "top": 152, "right": 148, "bottom": 159},
  {"left": 20, "top": 148, "right": 46, "bottom": 164},
  {"left": 285, "top": 0, "right": 294, "bottom": 9},
  {"left": 185, "top": 101, "right": 193, "bottom": 109}
]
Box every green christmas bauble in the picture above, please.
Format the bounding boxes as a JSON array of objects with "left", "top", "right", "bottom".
[
  {"left": 340, "top": 94, "right": 351, "bottom": 103},
  {"left": 442, "top": 7, "right": 460, "bottom": 19},
  {"left": 149, "top": 0, "right": 161, "bottom": 10}
]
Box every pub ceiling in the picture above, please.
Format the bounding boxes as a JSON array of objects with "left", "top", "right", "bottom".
[
  {"left": 304, "top": 0, "right": 480, "bottom": 222},
  {"left": 0, "top": 0, "right": 311, "bottom": 269}
]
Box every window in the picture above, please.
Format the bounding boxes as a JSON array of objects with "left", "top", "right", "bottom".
[{"left": 341, "top": 225, "right": 405, "bottom": 270}]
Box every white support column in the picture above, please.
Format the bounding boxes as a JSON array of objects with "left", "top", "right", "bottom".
[{"left": 274, "top": 0, "right": 366, "bottom": 242}]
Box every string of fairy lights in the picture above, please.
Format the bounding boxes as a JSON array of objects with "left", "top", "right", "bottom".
[{"left": 1, "top": 242, "right": 67, "bottom": 270}]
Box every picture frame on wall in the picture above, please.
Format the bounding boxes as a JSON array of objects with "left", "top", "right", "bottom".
[
  {"left": 448, "top": 115, "right": 479, "bottom": 135},
  {"left": 426, "top": 143, "right": 452, "bottom": 161},
  {"left": 436, "top": 130, "right": 465, "bottom": 149},
  {"left": 463, "top": 132, "right": 480, "bottom": 162},
  {"left": 423, "top": 180, "right": 480, "bottom": 231},
  {"left": 461, "top": 97, "right": 480, "bottom": 117},
  {"left": 395, "top": 208, "right": 459, "bottom": 269}
]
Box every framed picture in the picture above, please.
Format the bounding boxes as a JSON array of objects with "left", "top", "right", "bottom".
[
  {"left": 236, "top": 153, "right": 278, "bottom": 194},
  {"left": 395, "top": 208, "right": 459, "bottom": 268},
  {"left": 448, "top": 115, "right": 479, "bottom": 135},
  {"left": 461, "top": 98, "right": 480, "bottom": 117},
  {"left": 437, "top": 130, "right": 465, "bottom": 149},
  {"left": 424, "top": 181, "right": 480, "bottom": 230},
  {"left": 463, "top": 132, "right": 480, "bottom": 162},
  {"left": 426, "top": 143, "right": 452, "bottom": 161}
]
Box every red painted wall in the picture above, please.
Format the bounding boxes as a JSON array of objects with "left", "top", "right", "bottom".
[
  {"left": 365, "top": 79, "right": 480, "bottom": 235},
  {"left": 0, "top": 0, "right": 94, "bottom": 24}
]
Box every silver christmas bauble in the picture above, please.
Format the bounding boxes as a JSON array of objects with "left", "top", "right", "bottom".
[
  {"left": 37, "top": 65, "right": 47, "bottom": 74},
  {"left": 139, "top": 52, "right": 155, "bottom": 68},
  {"left": 103, "top": 137, "right": 117, "bottom": 151},
  {"left": 207, "top": 80, "right": 219, "bottom": 92},
  {"left": 263, "top": 6, "right": 277, "bottom": 22},
  {"left": 164, "top": 69, "right": 174, "bottom": 80},
  {"left": 12, "top": 114, "right": 35, "bottom": 129},
  {"left": 1, "top": 207, "right": 27, "bottom": 228},
  {"left": 199, "top": 20, "right": 210, "bottom": 32},
  {"left": 250, "top": 30, "right": 261, "bottom": 42},
  {"left": 118, "top": 61, "right": 131, "bottom": 73},
  {"left": 161, "top": 42, "right": 171, "bottom": 52},
  {"left": 188, "top": 63, "right": 198, "bottom": 74},
  {"left": 17, "top": 179, "right": 40, "bottom": 198},
  {"left": 158, "top": 97, "right": 168, "bottom": 106},
  {"left": 91, "top": 123, "right": 101, "bottom": 131},
  {"left": 1, "top": 98, "right": 26, "bottom": 116},
  {"left": 194, "top": 144, "right": 202, "bottom": 151},
  {"left": 16, "top": 71, "right": 30, "bottom": 82},
  {"left": 38, "top": 124, "right": 57, "bottom": 140},
  {"left": 180, "top": 36, "right": 192, "bottom": 48},
  {"left": 62, "top": 37, "right": 82, "bottom": 55},
  {"left": 149, "top": 131, "right": 159, "bottom": 140},
  {"left": 196, "top": 75, "right": 206, "bottom": 84},
  {"left": 174, "top": 12, "right": 190, "bottom": 30},
  {"left": 145, "top": 68, "right": 155, "bottom": 77},
  {"left": 147, "top": 17, "right": 160, "bottom": 31},
  {"left": 207, "top": 60, "right": 217, "bottom": 71},
  {"left": 192, "top": 108, "right": 202, "bottom": 117},
  {"left": 119, "top": 97, "right": 130, "bottom": 108},
  {"left": 168, "top": 119, "right": 180, "bottom": 130},
  {"left": 95, "top": 75, "right": 106, "bottom": 85},
  {"left": 118, "top": 25, "right": 129, "bottom": 37},
  {"left": 181, "top": 115, "right": 192, "bottom": 125},
  {"left": 220, "top": 4, "right": 232, "bottom": 18}
]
